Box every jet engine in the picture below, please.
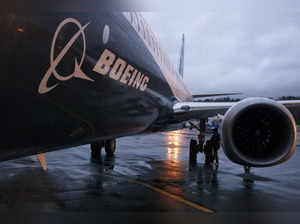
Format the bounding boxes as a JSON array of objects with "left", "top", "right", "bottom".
[{"left": 221, "top": 97, "right": 297, "bottom": 167}]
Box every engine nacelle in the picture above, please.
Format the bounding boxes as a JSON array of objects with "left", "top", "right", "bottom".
[{"left": 221, "top": 97, "right": 297, "bottom": 167}]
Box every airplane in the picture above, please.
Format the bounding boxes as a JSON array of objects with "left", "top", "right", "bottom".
[{"left": 1, "top": 9, "right": 300, "bottom": 171}]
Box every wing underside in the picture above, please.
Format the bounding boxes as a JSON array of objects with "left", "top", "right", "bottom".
[{"left": 172, "top": 100, "right": 300, "bottom": 124}]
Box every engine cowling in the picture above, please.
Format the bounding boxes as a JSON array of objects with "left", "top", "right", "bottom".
[{"left": 221, "top": 97, "right": 297, "bottom": 167}]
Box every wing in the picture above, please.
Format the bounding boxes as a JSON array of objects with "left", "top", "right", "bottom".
[
  {"left": 279, "top": 100, "right": 300, "bottom": 124},
  {"left": 172, "top": 100, "right": 300, "bottom": 124}
]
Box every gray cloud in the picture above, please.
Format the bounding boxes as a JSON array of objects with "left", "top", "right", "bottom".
[{"left": 143, "top": 0, "right": 300, "bottom": 97}]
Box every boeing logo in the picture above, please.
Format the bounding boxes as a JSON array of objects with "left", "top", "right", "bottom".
[{"left": 38, "top": 18, "right": 94, "bottom": 94}]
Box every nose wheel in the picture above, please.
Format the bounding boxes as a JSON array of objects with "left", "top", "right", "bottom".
[
  {"left": 91, "top": 141, "right": 104, "bottom": 163},
  {"left": 91, "top": 139, "right": 116, "bottom": 163}
]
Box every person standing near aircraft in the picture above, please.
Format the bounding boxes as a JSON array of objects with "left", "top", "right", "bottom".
[
  {"left": 204, "top": 139, "right": 213, "bottom": 166},
  {"left": 198, "top": 120, "right": 206, "bottom": 153},
  {"left": 211, "top": 128, "right": 221, "bottom": 168},
  {"left": 203, "top": 128, "right": 220, "bottom": 167}
]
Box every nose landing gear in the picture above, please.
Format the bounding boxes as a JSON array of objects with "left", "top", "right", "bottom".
[
  {"left": 91, "top": 141, "right": 103, "bottom": 163},
  {"left": 244, "top": 166, "right": 251, "bottom": 174},
  {"left": 91, "top": 139, "right": 116, "bottom": 163}
]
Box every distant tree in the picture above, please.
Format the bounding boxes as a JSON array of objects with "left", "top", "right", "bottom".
[
  {"left": 277, "top": 96, "right": 300, "bottom": 100},
  {"left": 196, "top": 95, "right": 300, "bottom": 102},
  {"left": 197, "top": 97, "right": 241, "bottom": 102}
]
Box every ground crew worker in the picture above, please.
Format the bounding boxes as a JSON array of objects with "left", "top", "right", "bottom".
[
  {"left": 198, "top": 131, "right": 205, "bottom": 153},
  {"left": 211, "top": 128, "right": 220, "bottom": 168},
  {"left": 204, "top": 139, "right": 213, "bottom": 166}
]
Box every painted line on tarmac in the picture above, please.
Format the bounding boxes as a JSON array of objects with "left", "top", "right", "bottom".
[
  {"left": 132, "top": 179, "right": 215, "bottom": 213},
  {"left": 96, "top": 172, "right": 215, "bottom": 213}
]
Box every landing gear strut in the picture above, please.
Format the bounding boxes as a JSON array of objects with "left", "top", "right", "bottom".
[
  {"left": 91, "top": 139, "right": 116, "bottom": 163},
  {"left": 243, "top": 166, "right": 254, "bottom": 184},
  {"left": 244, "top": 166, "right": 251, "bottom": 174}
]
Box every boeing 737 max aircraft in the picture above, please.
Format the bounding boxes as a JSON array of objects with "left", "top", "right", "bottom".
[{"left": 1, "top": 10, "right": 300, "bottom": 169}]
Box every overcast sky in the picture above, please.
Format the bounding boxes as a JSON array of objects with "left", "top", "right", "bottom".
[{"left": 143, "top": 0, "right": 300, "bottom": 98}]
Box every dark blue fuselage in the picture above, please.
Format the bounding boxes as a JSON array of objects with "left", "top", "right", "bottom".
[{"left": 0, "top": 12, "right": 192, "bottom": 161}]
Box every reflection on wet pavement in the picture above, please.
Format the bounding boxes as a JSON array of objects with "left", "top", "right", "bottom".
[
  {"left": 167, "top": 130, "right": 182, "bottom": 162},
  {"left": 0, "top": 129, "right": 300, "bottom": 213}
]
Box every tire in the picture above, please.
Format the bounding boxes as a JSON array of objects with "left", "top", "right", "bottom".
[
  {"left": 90, "top": 142, "right": 103, "bottom": 162},
  {"left": 105, "top": 139, "right": 116, "bottom": 157}
]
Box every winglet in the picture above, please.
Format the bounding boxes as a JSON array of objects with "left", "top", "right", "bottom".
[{"left": 37, "top": 153, "right": 47, "bottom": 171}]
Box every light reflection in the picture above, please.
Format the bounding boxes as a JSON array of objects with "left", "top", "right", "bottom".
[
  {"left": 167, "top": 130, "right": 183, "bottom": 162},
  {"left": 156, "top": 130, "right": 185, "bottom": 197}
]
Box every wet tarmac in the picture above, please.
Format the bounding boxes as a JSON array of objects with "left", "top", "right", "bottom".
[{"left": 0, "top": 129, "right": 300, "bottom": 215}]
